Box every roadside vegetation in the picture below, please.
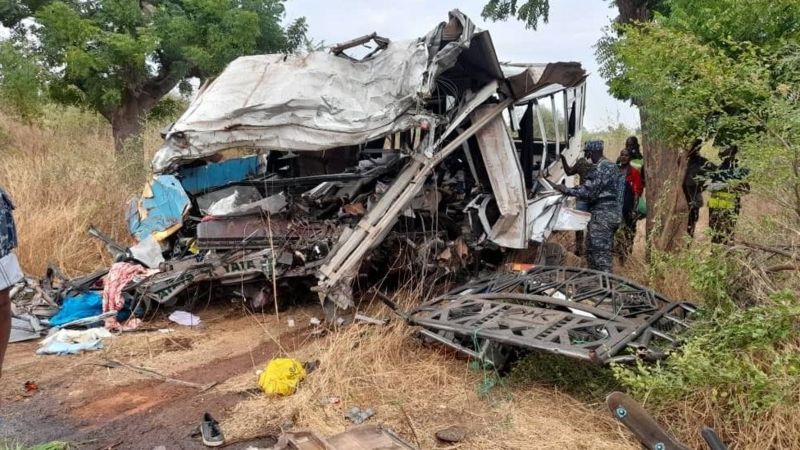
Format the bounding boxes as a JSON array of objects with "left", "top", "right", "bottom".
[{"left": 1, "top": 0, "right": 799, "bottom": 449}]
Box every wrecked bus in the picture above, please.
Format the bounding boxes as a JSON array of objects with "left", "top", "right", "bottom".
[{"left": 127, "top": 10, "right": 591, "bottom": 314}]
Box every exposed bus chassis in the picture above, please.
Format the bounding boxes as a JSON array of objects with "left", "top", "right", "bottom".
[{"left": 407, "top": 267, "right": 696, "bottom": 365}]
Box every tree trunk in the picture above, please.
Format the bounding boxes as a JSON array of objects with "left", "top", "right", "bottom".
[
  {"left": 110, "top": 96, "right": 150, "bottom": 154},
  {"left": 640, "top": 109, "right": 688, "bottom": 254},
  {"left": 614, "top": 0, "right": 652, "bottom": 23},
  {"left": 104, "top": 91, "right": 161, "bottom": 180},
  {"left": 614, "top": 0, "right": 688, "bottom": 253}
]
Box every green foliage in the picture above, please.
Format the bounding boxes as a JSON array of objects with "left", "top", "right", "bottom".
[
  {"left": 599, "top": 23, "right": 770, "bottom": 148},
  {"left": 617, "top": 240, "right": 800, "bottom": 420},
  {"left": 666, "top": 0, "right": 800, "bottom": 51},
  {"left": 0, "top": 0, "right": 307, "bottom": 144},
  {"left": 146, "top": 95, "right": 188, "bottom": 122},
  {"left": 599, "top": 0, "right": 799, "bottom": 150},
  {"left": 614, "top": 291, "right": 800, "bottom": 416},
  {"left": 0, "top": 41, "right": 47, "bottom": 122},
  {"left": 584, "top": 122, "right": 639, "bottom": 155},
  {"left": 0, "top": 441, "right": 71, "bottom": 450},
  {"left": 508, "top": 352, "right": 621, "bottom": 401},
  {"left": 481, "top": 0, "right": 549, "bottom": 30},
  {"left": 738, "top": 46, "right": 800, "bottom": 222}
]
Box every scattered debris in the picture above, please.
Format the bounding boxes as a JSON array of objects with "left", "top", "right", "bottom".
[
  {"left": 200, "top": 412, "right": 225, "bottom": 447},
  {"left": 10, "top": 315, "right": 43, "bottom": 343},
  {"left": 302, "top": 360, "right": 320, "bottom": 374},
  {"left": 270, "top": 425, "right": 416, "bottom": 450},
  {"left": 258, "top": 358, "right": 307, "bottom": 396},
  {"left": 607, "top": 391, "right": 728, "bottom": 450},
  {"left": 168, "top": 310, "right": 202, "bottom": 327},
  {"left": 95, "top": 359, "right": 216, "bottom": 391},
  {"left": 319, "top": 395, "right": 341, "bottom": 406},
  {"left": 405, "top": 266, "right": 696, "bottom": 366},
  {"left": 345, "top": 406, "right": 376, "bottom": 425},
  {"left": 23, "top": 380, "right": 38, "bottom": 393},
  {"left": 435, "top": 425, "right": 467, "bottom": 443},
  {"left": 37, "top": 327, "right": 112, "bottom": 355},
  {"left": 354, "top": 313, "right": 389, "bottom": 326},
  {"left": 48, "top": 291, "right": 103, "bottom": 327}
]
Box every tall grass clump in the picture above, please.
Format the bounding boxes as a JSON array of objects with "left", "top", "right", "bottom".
[{"left": 0, "top": 107, "right": 170, "bottom": 275}]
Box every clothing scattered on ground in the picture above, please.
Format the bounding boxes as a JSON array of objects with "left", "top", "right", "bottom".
[
  {"left": 102, "top": 262, "right": 154, "bottom": 330},
  {"left": 168, "top": 310, "right": 202, "bottom": 327},
  {"left": 37, "top": 327, "right": 112, "bottom": 355},
  {"left": 259, "top": 358, "right": 307, "bottom": 396},
  {"left": 49, "top": 291, "right": 104, "bottom": 327}
]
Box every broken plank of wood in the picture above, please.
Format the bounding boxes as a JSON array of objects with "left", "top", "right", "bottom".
[{"left": 96, "top": 359, "right": 217, "bottom": 392}]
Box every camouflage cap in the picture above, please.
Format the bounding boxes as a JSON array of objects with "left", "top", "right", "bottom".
[{"left": 584, "top": 140, "right": 605, "bottom": 156}]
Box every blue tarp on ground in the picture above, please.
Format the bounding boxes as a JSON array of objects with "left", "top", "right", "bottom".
[
  {"left": 49, "top": 291, "right": 103, "bottom": 327},
  {"left": 177, "top": 156, "right": 260, "bottom": 195},
  {"left": 126, "top": 175, "right": 191, "bottom": 242}
]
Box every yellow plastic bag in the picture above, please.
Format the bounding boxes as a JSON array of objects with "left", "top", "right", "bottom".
[{"left": 258, "top": 358, "right": 306, "bottom": 396}]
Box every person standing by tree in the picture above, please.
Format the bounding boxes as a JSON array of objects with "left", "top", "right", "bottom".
[
  {"left": 616, "top": 148, "right": 644, "bottom": 262},
  {"left": 683, "top": 139, "right": 714, "bottom": 237},
  {"left": 625, "top": 136, "right": 645, "bottom": 183},
  {"left": 707, "top": 145, "right": 749, "bottom": 244},
  {"left": 0, "top": 187, "right": 23, "bottom": 378},
  {"left": 555, "top": 141, "right": 624, "bottom": 273}
]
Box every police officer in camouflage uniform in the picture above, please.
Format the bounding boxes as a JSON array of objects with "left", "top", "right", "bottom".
[{"left": 555, "top": 141, "right": 624, "bottom": 273}]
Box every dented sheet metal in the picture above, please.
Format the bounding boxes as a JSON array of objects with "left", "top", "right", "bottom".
[
  {"left": 471, "top": 105, "right": 527, "bottom": 249},
  {"left": 153, "top": 39, "right": 431, "bottom": 172},
  {"left": 126, "top": 175, "right": 191, "bottom": 242},
  {"left": 178, "top": 155, "right": 260, "bottom": 194}
]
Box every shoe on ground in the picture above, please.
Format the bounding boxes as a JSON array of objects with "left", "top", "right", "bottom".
[{"left": 201, "top": 412, "right": 225, "bottom": 447}]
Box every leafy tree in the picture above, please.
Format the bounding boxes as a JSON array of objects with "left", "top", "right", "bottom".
[
  {"left": 600, "top": 0, "right": 800, "bottom": 245},
  {"left": 0, "top": 0, "right": 307, "bottom": 152},
  {"left": 481, "top": 0, "right": 668, "bottom": 29},
  {"left": 0, "top": 41, "right": 47, "bottom": 122}
]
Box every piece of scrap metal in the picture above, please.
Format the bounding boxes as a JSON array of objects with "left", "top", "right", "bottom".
[
  {"left": 271, "top": 425, "right": 416, "bottom": 450},
  {"left": 607, "top": 391, "right": 728, "bottom": 450},
  {"left": 407, "top": 266, "right": 696, "bottom": 365}
]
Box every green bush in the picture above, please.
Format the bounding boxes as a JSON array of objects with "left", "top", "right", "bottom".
[{"left": 615, "top": 245, "right": 800, "bottom": 418}]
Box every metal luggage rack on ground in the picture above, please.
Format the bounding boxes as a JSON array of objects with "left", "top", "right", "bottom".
[{"left": 406, "top": 266, "right": 696, "bottom": 366}]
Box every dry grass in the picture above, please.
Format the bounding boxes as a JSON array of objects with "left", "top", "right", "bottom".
[
  {"left": 3, "top": 111, "right": 797, "bottom": 449},
  {"left": 220, "top": 300, "right": 636, "bottom": 449},
  {"left": 0, "top": 108, "right": 165, "bottom": 275}
]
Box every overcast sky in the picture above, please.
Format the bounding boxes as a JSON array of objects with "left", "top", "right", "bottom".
[
  {"left": 1, "top": 1, "right": 639, "bottom": 129},
  {"left": 284, "top": 0, "right": 640, "bottom": 130}
]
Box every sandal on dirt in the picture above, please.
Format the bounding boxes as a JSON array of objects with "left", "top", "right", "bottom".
[{"left": 200, "top": 412, "right": 225, "bottom": 447}]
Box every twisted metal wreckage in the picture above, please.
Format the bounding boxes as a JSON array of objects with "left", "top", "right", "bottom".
[{"left": 11, "top": 10, "right": 695, "bottom": 364}]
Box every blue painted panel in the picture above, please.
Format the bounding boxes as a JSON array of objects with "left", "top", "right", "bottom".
[
  {"left": 127, "top": 175, "right": 190, "bottom": 242},
  {"left": 178, "top": 156, "right": 260, "bottom": 194}
]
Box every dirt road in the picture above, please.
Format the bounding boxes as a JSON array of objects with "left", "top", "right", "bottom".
[{"left": 1, "top": 303, "right": 635, "bottom": 449}]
